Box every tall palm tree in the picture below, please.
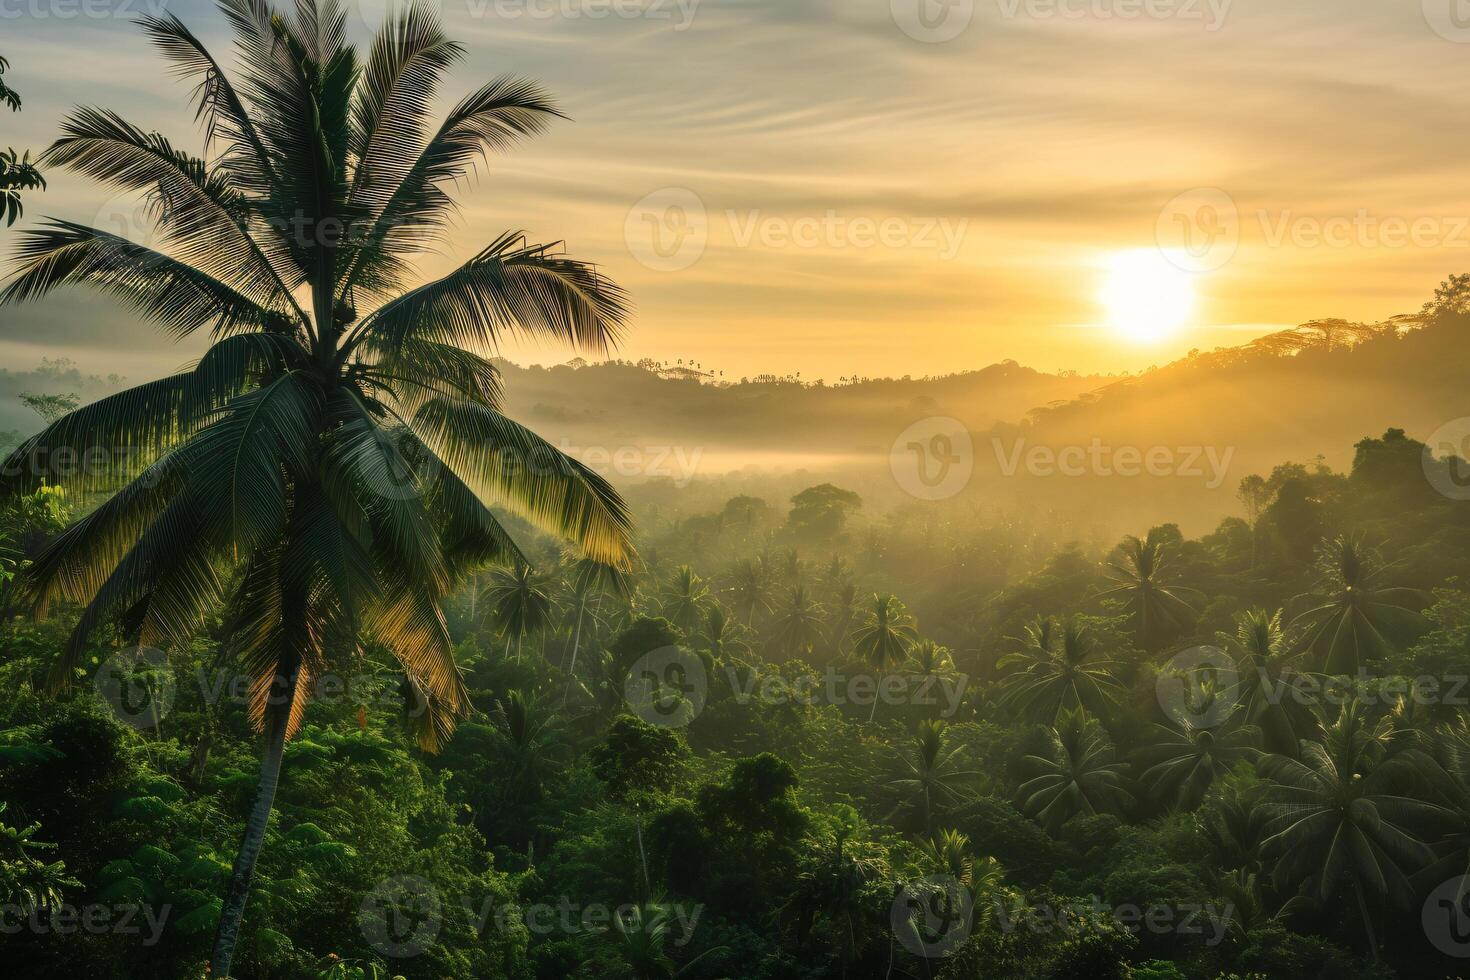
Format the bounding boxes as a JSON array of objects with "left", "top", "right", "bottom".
[
  {"left": 0, "top": 4, "right": 633, "bottom": 974},
  {"left": 1291, "top": 535, "right": 1424, "bottom": 676},
  {"left": 481, "top": 563, "right": 554, "bottom": 661},
  {"left": 914, "top": 828, "right": 1001, "bottom": 897},
  {"left": 486, "top": 688, "right": 561, "bottom": 806},
  {"left": 659, "top": 564, "right": 709, "bottom": 635},
  {"left": 1096, "top": 529, "right": 1199, "bottom": 650},
  {"left": 603, "top": 901, "right": 726, "bottom": 980},
  {"left": 1228, "top": 608, "right": 1313, "bottom": 758},
  {"left": 886, "top": 719, "right": 978, "bottom": 834},
  {"left": 996, "top": 617, "right": 1122, "bottom": 723},
  {"left": 821, "top": 582, "right": 859, "bottom": 660},
  {"left": 563, "top": 555, "right": 631, "bottom": 680},
  {"left": 849, "top": 593, "right": 918, "bottom": 722},
  {"left": 725, "top": 557, "right": 772, "bottom": 625},
  {"left": 1017, "top": 709, "right": 1133, "bottom": 833},
  {"left": 767, "top": 583, "right": 825, "bottom": 660},
  {"left": 696, "top": 603, "right": 748, "bottom": 662},
  {"left": 1134, "top": 712, "right": 1259, "bottom": 812},
  {"left": 1256, "top": 699, "right": 1447, "bottom": 960},
  {"left": 787, "top": 832, "right": 887, "bottom": 979}
]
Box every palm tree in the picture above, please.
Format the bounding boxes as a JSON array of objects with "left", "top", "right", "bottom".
[
  {"left": 659, "top": 564, "right": 709, "bottom": 635},
  {"left": 1256, "top": 699, "right": 1447, "bottom": 960},
  {"left": 1096, "top": 529, "right": 1199, "bottom": 650},
  {"left": 603, "top": 901, "right": 726, "bottom": 980},
  {"left": 788, "top": 832, "right": 887, "bottom": 979},
  {"left": 1228, "top": 608, "right": 1313, "bottom": 758},
  {"left": 996, "top": 617, "right": 1122, "bottom": 723},
  {"left": 563, "top": 555, "right": 631, "bottom": 680},
  {"left": 0, "top": 4, "right": 633, "bottom": 974},
  {"left": 819, "top": 554, "right": 850, "bottom": 590},
  {"left": 486, "top": 688, "right": 561, "bottom": 806},
  {"left": 908, "top": 639, "right": 955, "bottom": 681},
  {"left": 767, "top": 584, "right": 825, "bottom": 659},
  {"left": 887, "top": 720, "right": 978, "bottom": 834},
  {"left": 1290, "top": 535, "right": 1424, "bottom": 675},
  {"left": 914, "top": 827, "right": 1001, "bottom": 898},
  {"left": 1017, "top": 709, "right": 1133, "bottom": 832},
  {"left": 725, "top": 557, "right": 772, "bottom": 625},
  {"left": 824, "top": 581, "right": 858, "bottom": 658},
  {"left": 696, "top": 603, "right": 748, "bottom": 662},
  {"left": 1134, "top": 712, "right": 1259, "bottom": 812},
  {"left": 849, "top": 593, "right": 918, "bottom": 721},
  {"left": 481, "top": 563, "right": 555, "bottom": 662}
]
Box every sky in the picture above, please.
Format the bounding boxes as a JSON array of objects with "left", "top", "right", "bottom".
[{"left": 4, "top": 0, "right": 1470, "bottom": 384}]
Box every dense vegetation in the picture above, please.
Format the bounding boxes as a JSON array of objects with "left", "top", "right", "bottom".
[{"left": 3, "top": 403, "right": 1470, "bottom": 978}]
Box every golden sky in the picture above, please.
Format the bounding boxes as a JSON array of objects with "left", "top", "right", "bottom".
[{"left": 5, "top": 0, "right": 1470, "bottom": 382}]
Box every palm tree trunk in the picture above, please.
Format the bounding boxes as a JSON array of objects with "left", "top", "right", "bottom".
[
  {"left": 569, "top": 601, "right": 585, "bottom": 671},
  {"left": 1355, "top": 881, "right": 1380, "bottom": 962},
  {"left": 210, "top": 662, "right": 300, "bottom": 978}
]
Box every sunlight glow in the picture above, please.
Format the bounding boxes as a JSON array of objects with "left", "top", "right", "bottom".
[{"left": 1100, "top": 250, "right": 1198, "bottom": 343}]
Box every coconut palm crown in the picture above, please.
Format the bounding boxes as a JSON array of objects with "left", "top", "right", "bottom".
[{"left": 0, "top": 1, "right": 633, "bottom": 973}]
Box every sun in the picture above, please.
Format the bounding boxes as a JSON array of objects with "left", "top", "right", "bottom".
[{"left": 1099, "top": 250, "right": 1197, "bottom": 343}]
